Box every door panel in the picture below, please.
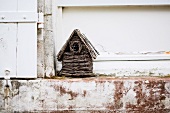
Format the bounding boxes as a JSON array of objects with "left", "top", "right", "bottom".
[
  {"left": 17, "top": 23, "right": 37, "bottom": 77},
  {"left": 0, "top": 24, "right": 17, "bottom": 77},
  {"left": 0, "top": 0, "right": 18, "bottom": 11}
]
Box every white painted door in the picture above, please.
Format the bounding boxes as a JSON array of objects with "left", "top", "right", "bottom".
[
  {"left": 0, "top": 24, "right": 17, "bottom": 77},
  {"left": 0, "top": 0, "right": 37, "bottom": 78}
]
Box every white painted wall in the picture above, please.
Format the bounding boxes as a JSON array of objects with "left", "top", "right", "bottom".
[
  {"left": 55, "top": 6, "right": 170, "bottom": 76},
  {"left": 61, "top": 6, "right": 170, "bottom": 53},
  {"left": 56, "top": 0, "right": 170, "bottom": 6}
]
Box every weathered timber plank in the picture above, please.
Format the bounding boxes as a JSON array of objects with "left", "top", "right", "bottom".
[
  {"left": 62, "top": 69, "right": 92, "bottom": 72},
  {"left": 61, "top": 71, "right": 93, "bottom": 76},
  {"left": 62, "top": 58, "right": 90, "bottom": 63},
  {"left": 64, "top": 52, "right": 89, "bottom": 55},
  {"left": 62, "top": 66, "right": 92, "bottom": 71},
  {"left": 63, "top": 54, "right": 90, "bottom": 60},
  {"left": 62, "top": 65, "right": 93, "bottom": 69},
  {"left": 62, "top": 62, "right": 92, "bottom": 67},
  {"left": 61, "top": 73, "right": 93, "bottom": 77},
  {"left": 61, "top": 70, "right": 92, "bottom": 73}
]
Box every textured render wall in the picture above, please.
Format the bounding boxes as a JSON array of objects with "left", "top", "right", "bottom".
[
  {"left": 37, "top": 0, "right": 45, "bottom": 78},
  {"left": 0, "top": 77, "right": 170, "bottom": 112},
  {"left": 37, "top": 0, "right": 55, "bottom": 78}
]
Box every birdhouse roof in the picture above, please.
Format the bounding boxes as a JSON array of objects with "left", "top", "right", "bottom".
[{"left": 57, "top": 29, "right": 99, "bottom": 61}]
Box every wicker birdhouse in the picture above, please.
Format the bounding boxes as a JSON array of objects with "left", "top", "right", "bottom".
[{"left": 57, "top": 29, "right": 99, "bottom": 77}]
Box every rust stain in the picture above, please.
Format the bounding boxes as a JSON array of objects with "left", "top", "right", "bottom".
[
  {"left": 114, "top": 81, "right": 124, "bottom": 109},
  {"left": 106, "top": 81, "right": 124, "bottom": 110},
  {"left": 57, "top": 104, "right": 65, "bottom": 109},
  {"left": 11, "top": 81, "right": 20, "bottom": 96},
  {"left": 60, "top": 86, "right": 78, "bottom": 100},
  {"left": 96, "top": 80, "right": 106, "bottom": 90},
  {"left": 126, "top": 80, "right": 168, "bottom": 111},
  {"left": 68, "top": 105, "right": 76, "bottom": 110},
  {"left": 4, "top": 86, "right": 10, "bottom": 99},
  {"left": 68, "top": 105, "right": 73, "bottom": 109},
  {"left": 0, "top": 80, "right": 2, "bottom": 89},
  {"left": 11, "top": 81, "right": 20, "bottom": 89},
  {"left": 46, "top": 111, "right": 71, "bottom": 113},
  {"left": 53, "top": 84, "right": 60, "bottom": 91},
  {"left": 105, "top": 103, "right": 115, "bottom": 111},
  {"left": 54, "top": 85, "right": 78, "bottom": 100},
  {"left": 83, "top": 90, "right": 87, "bottom": 97},
  {"left": 165, "top": 51, "right": 170, "bottom": 54}
]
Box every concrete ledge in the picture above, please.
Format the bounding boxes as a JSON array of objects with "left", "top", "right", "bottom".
[{"left": 0, "top": 77, "right": 170, "bottom": 112}]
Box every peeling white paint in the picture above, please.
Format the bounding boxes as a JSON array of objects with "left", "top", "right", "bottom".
[{"left": 0, "top": 78, "right": 170, "bottom": 112}]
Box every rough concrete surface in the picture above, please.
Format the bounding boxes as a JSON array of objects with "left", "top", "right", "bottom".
[{"left": 0, "top": 77, "right": 170, "bottom": 113}]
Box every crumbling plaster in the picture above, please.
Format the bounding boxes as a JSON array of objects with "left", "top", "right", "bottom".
[{"left": 0, "top": 77, "right": 170, "bottom": 112}]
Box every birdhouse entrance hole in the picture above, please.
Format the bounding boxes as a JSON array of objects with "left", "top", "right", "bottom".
[
  {"left": 70, "top": 41, "right": 82, "bottom": 53},
  {"left": 72, "top": 42, "right": 79, "bottom": 52}
]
